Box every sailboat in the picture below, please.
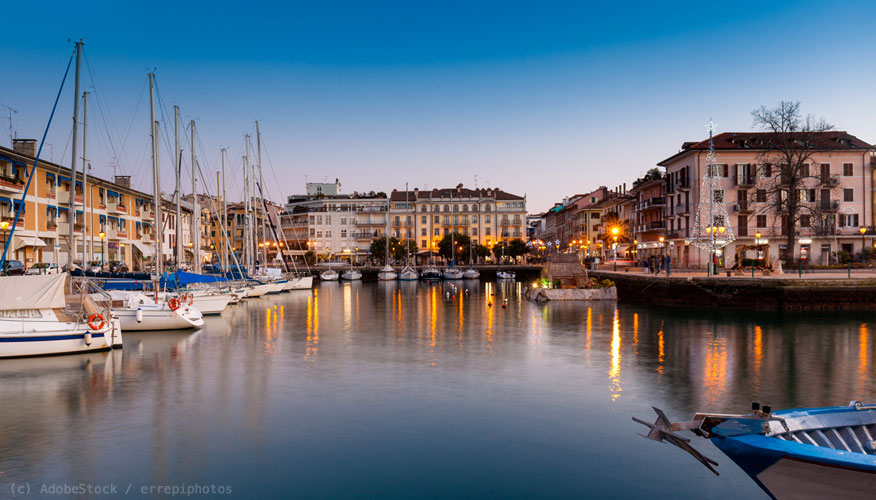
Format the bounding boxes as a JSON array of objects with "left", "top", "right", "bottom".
[
  {"left": 377, "top": 200, "right": 397, "bottom": 280},
  {"left": 0, "top": 44, "right": 123, "bottom": 357},
  {"left": 463, "top": 237, "right": 480, "bottom": 279},
  {"left": 398, "top": 186, "right": 418, "bottom": 280},
  {"left": 320, "top": 269, "right": 339, "bottom": 281},
  {"left": 443, "top": 230, "right": 463, "bottom": 281}
]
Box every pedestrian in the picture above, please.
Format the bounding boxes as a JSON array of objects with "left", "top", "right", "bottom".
[
  {"left": 642, "top": 258, "right": 648, "bottom": 273},
  {"left": 647, "top": 255, "right": 654, "bottom": 274},
  {"left": 665, "top": 254, "right": 671, "bottom": 276}
]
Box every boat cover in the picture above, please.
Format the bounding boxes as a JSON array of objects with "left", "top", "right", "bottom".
[
  {"left": 0, "top": 273, "right": 66, "bottom": 310},
  {"left": 163, "top": 271, "right": 228, "bottom": 289}
]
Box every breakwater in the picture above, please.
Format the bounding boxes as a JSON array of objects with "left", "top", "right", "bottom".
[{"left": 589, "top": 270, "right": 876, "bottom": 310}]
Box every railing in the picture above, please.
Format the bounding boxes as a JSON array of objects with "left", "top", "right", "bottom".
[
  {"left": 820, "top": 200, "right": 839, "bottom": 211},
  {"left": 675, "top": 203, "right": 689, "bottom": 214},
  {"left": 649, "top": 221, "right": 666, "bottom": 229},
  {"left": 735, "top": 175, "right": 755, "bottom": 187}
]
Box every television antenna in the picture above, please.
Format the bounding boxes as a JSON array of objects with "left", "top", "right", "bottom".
[{"left": 1, "top": 104, "right": 18, "bottom": 147}]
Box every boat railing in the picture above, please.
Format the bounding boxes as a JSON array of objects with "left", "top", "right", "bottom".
[{"left": 68, "top": 277, "right": 113, "bottom": 329}]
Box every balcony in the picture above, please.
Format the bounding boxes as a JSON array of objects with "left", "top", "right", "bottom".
[
  {"left": 636, "top": 197, "right": 666, "bottom": 212},
  {"left": 821, "top": 175, "right": 839, "bottom": 187},
  {"left": 45, "top": 221, "right": 58, "bottom": 232},
  {"left": 140, "top": 232, "right": 154, "bottom": 242},
  {"left": 676, "top": 203, "right": 690, "bottom": 214},
  {"left": 820, "top": 200, "right": 839, "bottom": 211},
  {"left": 107, "top": 201, "right": 127, "bottom": 214},
  {"left": 733, "top": 202, "right": 753, "bottom": 214},
  {"left": 0, "top": 175, "right": 24, "bottom": 194},
  {"left": 57, "top": 222, "right": 83, "bottom": 235},
  {"left": 649, "top": 220, "right": 666, "bottom": 229},
  {"left": 735, "top": 175, "right": 755, "bottom": 187},
  {"left": 675, "top": 178, "right": 690, "bottom": 191}
]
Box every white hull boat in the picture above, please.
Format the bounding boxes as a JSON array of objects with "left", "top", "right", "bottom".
[
  {"left": 421, "top": 265, "right": 442, "bottom": 281},
  {"left": 635, "top": 402, "right": 876, "bottom": 500},
  {"left": 283, "top": 275, "right": 313, "bottom": 290},
  {"left": 158, "top": 292, "right": 231, "bottom": 315},
  {"left": 244, "top": 283, "right": 273, "bottom": 297},
  {"left": 497, "top": 270, "right": 516, "bottom": 280},
  {"left": 341, "top": 270, "right": 362, "bottom": 281},
  {"left": 320, "top": 270, "right": 339, "bottom": 281},
  {"left": 377, "top": 265, "right": 397, "bottom": 281},
  {"left": 399, "top": 265, "right": 418, "bottom": 281},
  {"left": 97, "top": 290, "right": 204, "bottom": 331},
  {"left": 463, "top": 268, "right": 480, "bottom": 279},
  {"left": 443, "top": 267, "right": 464, "bottom": 280},
  {"left": 0, "top": 274, "right": 122, "bottom": 358}
]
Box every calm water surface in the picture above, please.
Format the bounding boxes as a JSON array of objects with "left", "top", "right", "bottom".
[{"left": 1, "top": 281, "right": 875, "bottom": 498}]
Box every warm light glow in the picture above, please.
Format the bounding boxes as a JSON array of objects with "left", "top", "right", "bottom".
[
  {"left": 0, "top": 221, "right": 8, "bottom": 231},
  {"left": 861, "top": 227, "right": 867, "bottom": 235},
  {"left": 658, "top": 236, "right": 664, "bottom": 243},
  {"left": 755, "top": 232, "right": 762, "bottom": 239},
  {"left": 98, "top": 231, "right": 106, "bottom": 240},
  {"left": 609, "top": 308, "right": 622, "bottom": 401},
  {"left": 611, "top": 226, "right": 619, "bottom": 236}
]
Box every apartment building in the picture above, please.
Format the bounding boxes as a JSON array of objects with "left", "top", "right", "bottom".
[
  {"left": 0, "top": 140, "right": 160, "bottom": 270},
  {"left": 658, "top": 131, "right": 874, "bottom": 267},
  {"left": 389, "top": 184, "right": 527, "bottom": 253},
  {"left": 631, "top": 177, "right": 667, "bottom": 259}
]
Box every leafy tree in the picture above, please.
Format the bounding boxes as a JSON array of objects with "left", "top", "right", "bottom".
[
  {"left": 304, "top": 250, "right": 316, "bottom": 265},
  {"left": 391, "top": 239, "right": 418, "bottom": 263},
  {"left": 473, "top": 244, "right": 491, "bottom": 262},
  {"left": 437, "top": 233, "right": 471, "bottom": 263}
]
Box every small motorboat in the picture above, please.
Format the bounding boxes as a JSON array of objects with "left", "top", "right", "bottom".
[
  {"left": 463, "top": 267, "right": 480, "bottom": 279},
  {"left": 496, "top": 270, "right": 516, "bottom": 280},
  {"left": 398, "top": 265, "right": 418, "bottom": 281},
  {"left": 320, "top": 270, "right": 339, "bottom": 281},
  {"left": 634, "top": 401, "right": 876, "bottom": 499},
  {"left": 377, "top": 265, "right": 397, "bottom": 281},
  {"left": 420, "top": 265, "right": 442, "bottom": 281},
  {"left": 443, "top": 267, "right": 464, "bottom": 280},
  {"left": 341, "top": 269, "right": 362, "bottom": 281}
]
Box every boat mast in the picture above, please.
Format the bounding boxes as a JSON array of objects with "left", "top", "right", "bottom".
[
  {"left": 174, "top": 105, "right": 182, "bottom": 269},
  {"left": 81, "top": 90, "right": 89, "bottom": 266},
  {"left": 450, "top": 190, "right": 455, "bottom": 267},
  {"left": 243, "top": 135, "right": 252, "bottom": 275},
  {"left": 148, "top": 72, "right": 162, "bottom": 282},
  {"left": 256, "top": 121, "right": 268, "bottom": 266},
  {"left": 191, "top": 120, "right": 200, "bottom": 273},
  {"left": 67, "top": 40, "right": 82, "bottom": 270},
  {"left": 221, "top": 147, "right": 228, "bottom": 273}
]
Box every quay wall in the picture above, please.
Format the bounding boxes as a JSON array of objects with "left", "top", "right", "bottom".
[{"left": 589, "top": 271, "right": 876, "bottom": 311}]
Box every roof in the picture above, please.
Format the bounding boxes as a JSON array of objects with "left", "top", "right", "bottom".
[
  {"left": 390, "top": 185, "right": 524, "bottom": 202},
  {"left": 658, "top": 131, "right": 874, "bottom": 166}
]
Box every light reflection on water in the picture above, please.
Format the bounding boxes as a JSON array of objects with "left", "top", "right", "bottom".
[{"left": 1, "top": 282, "right": 875, "bottom": 498}]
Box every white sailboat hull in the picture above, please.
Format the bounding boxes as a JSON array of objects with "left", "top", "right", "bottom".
[
  {"left": 341, "top": 270, "right": 362, "bottom": 281},
  {"left": 0, "top": 314, "right": 117, "bottom": 358},
  {"left": 283, "top": 276, "right": 313, "bottom": 290},
  {"left": 443, "top": 268, "right": 464, "bottom": 280},
  {"left": 320, "top": 271, "right": 339, "bottom": 281},
  {"left": 463, "top": 269, "right": 480, "bottom": 279},
  {"left": 399, "top": 271, "right": 418, "bottom": 281},
  {"left": 116, "top": 308, "right": 203, "bottom": 331},
  {"left": 378, "top": 271, "right": 398, "bottom": 280}
]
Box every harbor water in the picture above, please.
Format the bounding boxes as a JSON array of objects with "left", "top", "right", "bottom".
[{"left": 1, "top": 281, "right": 875, "bottom": 498}]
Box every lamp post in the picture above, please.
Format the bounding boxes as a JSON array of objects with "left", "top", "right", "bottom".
[
  {"left": 98, "top": 231, "right": 106, "bottom": 268},
  {"left": 1, "top": 220, "right": 8, "bottom": 273},
  {"left": 860, "top": 227, "right": 867, "bottom": 262},
  {"left": 611, "top": 226, "right": 619, "bottom": 271}
]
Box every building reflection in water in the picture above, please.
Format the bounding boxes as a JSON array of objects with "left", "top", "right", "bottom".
[{"left": 860, "top": 323, "right": 868, "bottom": 390}]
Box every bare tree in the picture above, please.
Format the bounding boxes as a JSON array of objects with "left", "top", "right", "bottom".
[{"left": 750, "top": 101, "right": 838, "bottom": 264}]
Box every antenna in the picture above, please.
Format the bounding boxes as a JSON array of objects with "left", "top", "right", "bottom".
[
  {"left": 474, "top": 174, "right": 478, "bottom": 189},
  {"left": 1, "top": 104, "right": 18, "bottom": 147}
]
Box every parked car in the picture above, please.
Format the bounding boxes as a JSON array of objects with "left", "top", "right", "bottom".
[
  {"left": 0, "top": 260, "right": 25, "bottom": 276},
  {"left": 26, "top": 262, "right": 60, "bottom": 275}
]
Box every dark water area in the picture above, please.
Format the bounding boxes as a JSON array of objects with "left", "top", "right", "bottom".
[{"left": 1, "top": 281, "right": 874, "bottom": 498}]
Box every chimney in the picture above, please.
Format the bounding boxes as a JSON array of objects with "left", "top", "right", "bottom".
[
  {"left": 12, "top": 139, "right": 37, "bottom": 158},
  {"left": 456, "top": 183, "right": 463, "bottom": 193},
  {"left": 114, "top": 175, "right": 131, "bottom": 189}
]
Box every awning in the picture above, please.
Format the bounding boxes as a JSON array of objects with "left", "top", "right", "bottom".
[
  {"left": 133, "top": 241, "right": 154, "bottom": 256},
  {"left": 14, "top": 236, "right": 46, "bottom": 251}
]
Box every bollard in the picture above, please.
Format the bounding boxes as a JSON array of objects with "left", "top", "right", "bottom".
[
  {"left": 751, "top": 266, "right": 755, "bottom": 278},
  {"left": 798, "top": 263, "right": 802, "bottom": 278},
  {"left": 848, "top": 262, "right": 851, "bottom": 279}
]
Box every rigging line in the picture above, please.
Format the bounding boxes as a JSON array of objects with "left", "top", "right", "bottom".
[
  {"left": 90, "top": 90, "right": 126, "bottom": 175},
  {"left": 116, "top": 77, "right": 147, "bottom": 171},
  {"left": 151, "top": 77, "right": 180, "bottom": 173},
  {"left": 83, "top": 51, "right": 125, "bottom": 173},
  {"left": 1, "top": 49, "right": 74, "bottom": 268}
]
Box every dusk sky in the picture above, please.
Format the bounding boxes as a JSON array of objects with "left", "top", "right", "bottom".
[{"left": 3, "top": 0, "right": 876, "bottom": 213}]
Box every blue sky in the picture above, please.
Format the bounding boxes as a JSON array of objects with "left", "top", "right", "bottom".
[{"left": 2, "top": 1, "right": 876, "bottom": 212}]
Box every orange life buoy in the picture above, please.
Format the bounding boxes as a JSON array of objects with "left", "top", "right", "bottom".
[
  {"left": 88, "top": 313, "right": 105, "bottom": 330},
  {"left": 185, "top": 292, "right": 194, "bottom": 306},
  {"left": 168, "top": 298, "right": 181, "bottom": 311}
]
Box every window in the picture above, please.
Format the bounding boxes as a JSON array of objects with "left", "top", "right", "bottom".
[
  {"left": 839, "top": 214, "right": 860, "bottom": 227},
  {"left": 421, "top": 228, "right": 427, "bottom": 236},
  {"left": 316, "top": 231, "right": 322, "bottom": 237},
  {"left": 485, "top": 205, "right": 492, "bottom": 212},
  {"left": 801, "top": 164, "right": 809, "bottom": 177},
  {"left": 737, "top": 215, "right": 748, "bottom": 236},
  {"left": 326, "top": 230, "right": 332, "bottom": 237},
  {"left": 406, "top": 215, "right": 412, "bottom": 224},
  {"left": 471, "top": 214, "right": 478, "bottom": 223},
  {"left": 820, "top": 163, "right": 831, "bottom": 182},
  {"left": 485, "top": 215, "right": 491, "bottom": 223},
  {"left": 462, "top": 204, "right": 468, "bottom": 212},
  {"left": 340, "top": 230, "right": 346, "bottom": 237},
  {"left": 421, "top": 205, "right": 427, "bottom": 212},
  {"left": 443, "top": 215, "right": 450, "bottom": 225},
  {"left": 433, "top": 215, "right": 439, "bottom": 223},
  {"left": 421, "top": 215, "right": 427, "bottom": 223},
  {"left": 485, "top": 227, "right": 491, "bottom": 235},
  {"left": 844, "top": 189, "right": 854, "bottom": 202},
  {"left": 800, "top": 215, "right": 810, "bottom": 228},
  {"left": 326, "top": 216, "right": 331, "bottom": 224},
  {"left": 713, "top": 189, "right": 724, "bottom": 203},
  {"left": 756, "top": 189, "right": 767, "bottom": 203},
  {"left": 756, "top": 215, "right": 767, "bottom": 228},
  {"left": 472, "top": 204, "right": 478, "bottom": 212},
  {"left": 843, "top": 163, "right": 854, "bottom": 176},
  {"left": 444, "top": 205, "right": 450, "bottom": 212},
  {"left": 421, "top": 240, "right": 426, "bottom": 248},
  {"left": 434, "top": 228, "right": 440, "bottom": 236},
  {"left": 453, "top": 205, "right": 459, "bottom": 213},
  {"left": 394, "top": 216, "right": 400, "bottom": 225},
  {"left": 443, "top": 227, "right": 449, "bottom": 235},
  {"left": 316, "top": 216, "right": 322, "bottom": 225}
]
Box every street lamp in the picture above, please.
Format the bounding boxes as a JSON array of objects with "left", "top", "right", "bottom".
[
  {"left": 99, "top": 231, "right": 106, "bottom": 267},
  {"left": 860, "top": 226, "right": 867, "bottom": 261},
  {"left": 0, "top": 220, "right": 8, "bottom": 273}
]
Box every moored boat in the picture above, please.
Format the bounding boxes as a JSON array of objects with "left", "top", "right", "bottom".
[
  {"left": 399, "top": 265, "right": 418, "bottom": 281},
  {"left": 320, "top": 270, "right": 339, "bottom": 281},
  {"left": 341, "top": 269, "right": 362, "bottom": 281},
  {"left": 443, "top": 267, "right": 463, "bottom": 280},
  {"left": 378, "top": 264, "right": 398, "bottom": 281},
  {"left": 0, "top": 274, "right": 122, "bottom": 358},
  {"left": 94, "top": 290, "right": 204, "bottom": 331},
  {"left": 634, "top": 401, "right": 876, "bottom": 500},
  {"left": 496, "top": 270, "right": 516, "bottom": 280},
  {"left": 421, "top": 265, "right": 442, "bottom": 281}
]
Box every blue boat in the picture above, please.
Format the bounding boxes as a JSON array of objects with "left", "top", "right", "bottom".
[{"left": 634, "top": 402, "right": 876, "bottom": 499}]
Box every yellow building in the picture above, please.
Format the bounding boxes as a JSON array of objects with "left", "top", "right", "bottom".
[{"left": 0, "top": 140, "right": 158, "bottom": 270}]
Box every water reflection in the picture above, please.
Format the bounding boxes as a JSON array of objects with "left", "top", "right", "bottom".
[{"left": 1, "top": 285, "right": 875, "bottom": 499}]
